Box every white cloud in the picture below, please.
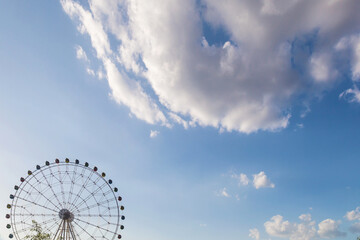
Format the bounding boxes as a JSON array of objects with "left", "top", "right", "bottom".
[
  {"left": 265, "top": 215, "right": 296, "bottom": 238},
  {"left": 317, "top": 219, "right": 346, "bottom": 238},
  {"left": 264, "top": 214, "right": 347, "bottom": 240},
  {"left": 264, "top": 214, "right": 337, "bottom": 240},
  {"left": 253, "top": 171, "right": 275, "bottom": 189},
  {"left": 61, "top": 0, "right": 168, "bottom": 126},
  {"left": 221, "top": 188, "right": 230, "bottom": 197},
  {"left": 349, "top": 222, "right": 360, "bottom": 233},
  {"left": 97, "top": 69, "right": 105, "bottom": 80},
  {"left": 299, "top": 214, "right": 312, "bottom": 222},
  {"left": 240, "top": 173, "right": 250, "bottom": 186},
  {"left": 217, "top": 188, "right": 230, "bottom": 198},
  {"left": 309, "top": 53, "right": 336, "bottom": 83},
  {"left": 62, "top": 0, "right": 360, "bottom": 133},
  {"left": 249, "top": 228, "right": 260, "bottom": 240},
  {"left": 169, "top": 112, "right": 189, "bottom": 129},
  {"left": 86, "top": 68, "right": 95, "bottom": 76},
  {"left": 231, "top": 171, "right": 275, "bottom": 190},
  {"left": 340, "top": 86, "right": 360, "bottom": 103},
  {"left": 345, "top": 207, "right": 360, "bottom": 233},
  {"left": 149, "top": 130, "right": 159, "bottom": 138},
  {"left": 232, "top": 173, "right": 249, "bottom": 186},
  {"left": 337, "top": 35, "right": 360, "bottom": 104},
  {"left": 345, "top": 207, "right": 360, "bottom": 221},
  {"left": 75, "top": 45, "right": 89, "bottom": 62}
]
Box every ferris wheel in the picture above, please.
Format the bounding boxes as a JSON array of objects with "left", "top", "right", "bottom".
[{"left": 5, "top": 158, "right": 125, "bottom": 240}]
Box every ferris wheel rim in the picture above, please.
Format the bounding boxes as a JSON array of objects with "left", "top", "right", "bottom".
[{"left": 6, "top": 159, "right": 124, "bottom": 240}]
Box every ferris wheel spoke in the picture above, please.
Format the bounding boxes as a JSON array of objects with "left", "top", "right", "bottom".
[
  {"left": 20, "top": 217, "right": 59, "bottom": 227},
  {"left": 21, "top": 174, "right": 62, "bottom": 211},
  {"left": 15, "top": 187, "right": 37, "bottom": 204},
  {"left": 12, "top": 213, "right": 58, "bottom": 217},
  {"left": 68, "top": 191, "right": 91, "bottom": 213},
  {"left": 16, "top": 217, "right": 59, "bottom": 234},
  {"left": 48, "top": 167, "right": 62, "bottom": 186},
  {"left": 40, "top": 170, "right": 64, "bottom": 208},
  {"left": 12, "top": 203, "right": 36, "bottom": 217},
  {"left": 77, "top": 214, "right": 118, "bottom": 217},
  {"left": 71, "top": 222, "right": 82, "bottom": 240},
  {"left": 14, "top": 195, "right": 58, "bottom": 213},
  {"left": 45, "top": 218, "right": 64, "bottom": 235},
  {"left": 56, "top": 163, "right": 67, "bottom": 207},
  {"left": 21, "top": 217, "right": 60, "bottom": 235},
  {"left": 66, "top": 164, "right": 79, "bottom": 208},
  {"left": 70, "top": 169, "right": 95, "bottom": 209},
  {"left": 100, "top": 215, "right": 110, "bottom": 225},
  {"left": 103, "top": 188, "right": 114, "bottom": 196},
  {"left": 75, "top": 198, "right": 113, "bottom": 213},
  {"left": 72, "top": 221, "right": 97, "bottom": 240},
  {"left": 92, "top": 187, "right": 113, "bottom": 204},
  {"left": 74, "top": 217, "right": 118, "bottom": 235},
  {"left": 74, "top": 181, "right": 108, "bottom": 210}
]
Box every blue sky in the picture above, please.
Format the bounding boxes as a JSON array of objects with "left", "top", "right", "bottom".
[{"left": 1, "top": 1, "right": 360, "bottom": 240}]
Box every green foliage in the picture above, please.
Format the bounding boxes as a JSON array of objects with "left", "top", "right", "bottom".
[{"left": 24, "top": 220, "right": 51, "bottom": 240}]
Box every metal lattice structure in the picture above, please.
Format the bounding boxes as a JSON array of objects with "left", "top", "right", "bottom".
[{"left": 5, "top": 158, "right": 125, "bottom": 240}]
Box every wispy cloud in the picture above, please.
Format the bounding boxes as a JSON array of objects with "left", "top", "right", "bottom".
[
  {"left": 231, "top": 173, "right": 249, "bottom": 186},
  {"left": 150, "top": 130, "right": 159, "bottom": 138},
  {"left": 249, "top": 228, "right": 260, "bottom": 240},
  {"left": 75, "top": 45, "right": 89, "bottom": 62},
  {"left": 216, "top": 187, "right": 230, "bottom": 198},
  {"left": 61, "top": 0, "right": 168, "bottom": 126}
]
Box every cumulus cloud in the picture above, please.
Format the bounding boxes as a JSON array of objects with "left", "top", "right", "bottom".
[
  {"left": 317, "top": 219, "right": 346, "bottom": 238},
  {"left": 62, "top": 0, "right": 360, "bottom": 133},
  {"left": 231, "top": 171, "right": 274, "bottom": 190},
  {"left": 249, "top": 228, "right": 260, "bottom": 240},
  {"left": 345, "top": 207, "right": 360, "bottom": 221},
  {"left": 264, "top": 214, "right": 317, "bottom": 240},
  {"left": 264, "top": 214, "right": 346, "bottom": 240},
  {"left": 345, "top": 206, "right": 360, "bottom": 233},
  {"left": 253, "top": 171, "right": 275, "bottom": 189},
  {"left": 265, "top": 215, "right": 295, "bottom": 238},
  {"left": 149, "top": 130, "right": 160, "bottom": 138}
]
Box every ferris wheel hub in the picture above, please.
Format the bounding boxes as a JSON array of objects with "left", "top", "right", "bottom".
[{"left": 59, "top": 209, "right": 74, "bottom": 222}]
